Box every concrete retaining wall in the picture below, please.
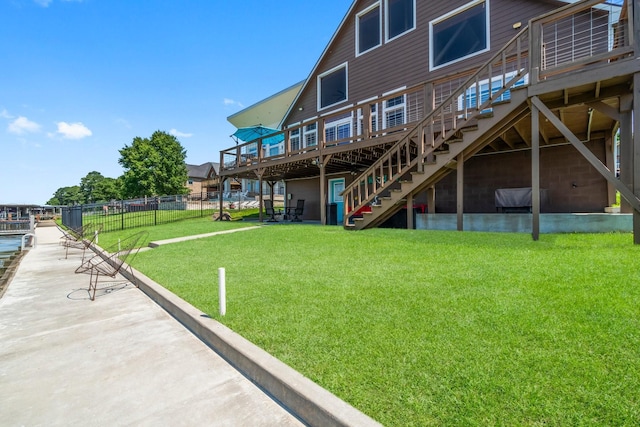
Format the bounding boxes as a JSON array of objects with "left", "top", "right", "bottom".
[{"left": 416, "top": 213, "right": 632, "bottom": 233}]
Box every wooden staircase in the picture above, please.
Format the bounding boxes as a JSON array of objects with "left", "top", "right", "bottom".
[
  {"left": 344, "top": 24, "right": 532, "bottom": 230},
  {"left": 349, "top": 90, "right": 530, "bottom": 230}
]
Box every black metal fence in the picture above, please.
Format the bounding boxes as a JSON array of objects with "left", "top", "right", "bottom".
[{"left": 61, "top": 193, "right": 223, "bottom": 233}]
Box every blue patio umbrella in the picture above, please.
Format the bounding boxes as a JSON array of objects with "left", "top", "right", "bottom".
[{"left": 232, "top": 125, "right": 284, "bottom": 146}]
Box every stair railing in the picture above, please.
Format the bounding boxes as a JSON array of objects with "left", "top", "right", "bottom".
[{"left": 343, "top": 25, "right": 531, "bottom": 224}]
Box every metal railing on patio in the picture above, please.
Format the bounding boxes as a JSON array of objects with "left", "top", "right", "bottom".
[{"left": 61, "top": 192, "right": 224, "bottom": 233}]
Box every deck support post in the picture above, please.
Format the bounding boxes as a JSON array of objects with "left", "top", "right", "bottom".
[
  {"left": 619, "top": 95, "right": 633, "bottom": 214},
  {"left": 456, "top": 153, "right": 464, "bottom": 231},
  {"left": 218, "top": 177, "right": 227, "bottom": 221},
  {"left": 319, "top": 161, "right": 326, "bottom": 225},
  {"left": 634, "top": 72, "right": 640, "bottom": 244},
  {"left": 427, "top": 186, "right": 436, "bottom": 214},
  {"left": 407, "top": 192, "right": 414, "bottom": 230},
  {"left": 531, "top": 102, "right": 540, "bottom": 241}
]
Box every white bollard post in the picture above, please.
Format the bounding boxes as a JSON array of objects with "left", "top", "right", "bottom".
[
  {"left": 94, "top": 230, "right": 99, "bottom": 244},
  {"left": 218, "top": 267, "right": 226, "bottom": 316}
]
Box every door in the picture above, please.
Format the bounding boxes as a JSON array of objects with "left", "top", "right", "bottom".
[{"left": 328, "top": 178, "right": 345, "bottom": 225}]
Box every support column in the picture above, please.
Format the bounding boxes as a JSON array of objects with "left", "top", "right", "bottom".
[
  {"left": 634, "top": 72, "right": 640, "bottom": 244},
  {"left": 218, "top": 177, "right": 227, "bottom": 221},
  {"left": 407, "top": 192, "right": 414, "bottom": 230},
  {"left": 319, "top": 162, "right": 326, "bottom": 225},
  {"left": 531, "top": 102, "right": 540, "bottom": 241},
  {"left": 605, "top": 131, "right": 616, "bottom": 206},
  {"left": 427, "top": 186, "right": 436, "bottom": 214},
  {"left": 620, "top": 96, "right": 633, "bottom": 214},
  {"left": 456, "top": 153, "right": 464, "bottom": 231}
]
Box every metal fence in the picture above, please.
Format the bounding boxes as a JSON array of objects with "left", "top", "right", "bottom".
[{"left": 61, "top": 192, "right": 227, "bottom": 233}]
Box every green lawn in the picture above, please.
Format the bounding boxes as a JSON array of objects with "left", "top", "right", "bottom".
[{"left": 119, "top": 223, "right": 639, "bottom": 426}]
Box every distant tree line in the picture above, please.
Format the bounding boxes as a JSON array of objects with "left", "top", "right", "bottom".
[{"left": 47, "top": 131, "right": 190, "bottom": 205}]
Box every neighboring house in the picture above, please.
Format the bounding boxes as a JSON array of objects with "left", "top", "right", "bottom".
[
  {"left": 218, "top": 0, "right": 639, "bottom": 240},
  {"left": 186, "top": 162, "right": 220, "bottom": 198}
]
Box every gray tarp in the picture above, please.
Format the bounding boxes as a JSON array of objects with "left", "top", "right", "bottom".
[{"left": 495, "top": 187, "right": 549, "bottom": 210}]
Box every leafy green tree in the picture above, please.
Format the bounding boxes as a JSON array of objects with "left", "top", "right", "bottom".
[
  {"left": 47, "top": 186, "right": 84, "bottom": 205},
  {"left": 80, "top": 171, "right": 122, "bottom": 202},
  {"left": 80, "top": 171, "right": 105, "bottom": 203},
  {"left": 118, "top": 131, "right": 189, "bottom": 198}
]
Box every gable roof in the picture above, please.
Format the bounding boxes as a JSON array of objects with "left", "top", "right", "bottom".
[
  {"left": 279, "top": 0, "right": 617, "bottom": 126},
  {"left": 187, "top": 162, "right": 219, "bottom": 179},
  {"left": 228, "top": 81, "right": 304, "bottom": 130}
]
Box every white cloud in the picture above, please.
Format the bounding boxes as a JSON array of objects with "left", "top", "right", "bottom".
[
  {"left": 169, "top": 128, "right": 193, "bottom": 138},
  {"left": 8, "top": 116, "right": 41, "bottom": 135},
  {"left": 0, "top": 109, "right": 14, "bottom": 119},
  {"left": 56, "top": 121, "right": 92, "bottom": 139},
  {"left": 223, "top": 98, "right": 245, "bottom": 108}
]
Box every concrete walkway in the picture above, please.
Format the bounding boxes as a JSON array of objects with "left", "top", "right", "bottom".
[{"left": 0, "top": 226, "right": 303, "bottom": 426}]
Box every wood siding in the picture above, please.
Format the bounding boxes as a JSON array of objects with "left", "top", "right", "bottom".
[{"left": 286, "top": 0, "right": 565, "bottom": 126}]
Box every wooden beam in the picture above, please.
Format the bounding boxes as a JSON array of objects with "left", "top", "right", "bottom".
[
  {"left": 587, "top": 101, "right": 621, "bottom": 121},
  {"left": 531, "top": 102, "right": 540, "bottom": 241},
  {"left": 513, "top": 122, "right": 531, "bottom": 147},
  {"left": 407, "top": 192, "right": 414, "bottom": 230},
  {"left": 634, "top": 72, "right": 640, "bottom": 244},
  {"left": 457, "top": 152, "right": 464, "bottom": 231},
  {"left": 532, "top": 96, "right": 640, "bottom": 212}
]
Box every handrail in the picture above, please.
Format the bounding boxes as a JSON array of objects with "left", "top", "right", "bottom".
[{"left": 342, "top": 24, "right": 531, "bottom": 223}]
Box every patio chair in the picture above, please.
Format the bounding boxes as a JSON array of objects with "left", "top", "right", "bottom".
[
  {"left": 59, "top": 223, "right": 96, "bottom": 256},
  {"left": 75, "top": 231, "right": 149, "bottom": 301},
  {"left": 264, "top": 199, "right": 282, "bottom": 222},
  {"left": 287, "top": 199, "right": 305, "bottom": 222},
  {"left": 62, "top": 224, "right": 103, "bottom": 262}
]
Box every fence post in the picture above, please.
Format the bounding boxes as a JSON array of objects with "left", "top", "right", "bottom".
[{"left": 121, "top": 200, "right": 125, "bottom": 231}]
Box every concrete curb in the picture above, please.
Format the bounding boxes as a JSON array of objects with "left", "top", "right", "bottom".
[{"left": 114, "top": 263, "right": 382, "bottom": 427}]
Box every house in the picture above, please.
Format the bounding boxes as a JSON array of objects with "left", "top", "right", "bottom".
[
  {"left": 218, "top": 0, "right": 640, "bottom": 242},
  {"left": 186, "top": 162, "right": 220, "bottom": 199}
]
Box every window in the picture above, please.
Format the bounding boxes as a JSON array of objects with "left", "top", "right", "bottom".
[
  {"left": 187, "top": 179, "right": 193, "bottom": 185},
  {"left": 304, "top": 123, "right": 317, "bottom": 147},
  {"left": 318, "top": 64, "right": 348, "bottom": 110},
  {"left": 386, "top": 0, "right": 415, "bottom": 41},
  {"left": 383, "top": 95, "right": 406, "bottom": 129},
  {"left": 290, "top": 129, "right": 300, "bottom": 151},
  {"left": 357, "top": 3, "right": 381, "bottom": 55},
  {"left": 430, "top": 0, "right": 489, "bottom": 70},
  {"left": 325, "top": 114, "right": 352, "bottom": 144}
]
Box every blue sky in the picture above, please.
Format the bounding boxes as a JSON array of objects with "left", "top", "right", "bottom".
[{"left": 0, "top": 0, "right": 348, "bottom": 204}]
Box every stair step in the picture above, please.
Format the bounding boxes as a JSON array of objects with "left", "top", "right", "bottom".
[
  {"left": 461, "top": 125, "right": 479, "bottom": 132},
  {"left": 492, "top": 99, "right": 511, "bottom": 107},
  {"left": 477, "top": 111, "right": 494, "bottom": 119},
  {"left": 410, "top": 171, "right": 425, "bottom": 176},
  {"left": 446, "top": 138, "right": 463, "bottom": 143}
]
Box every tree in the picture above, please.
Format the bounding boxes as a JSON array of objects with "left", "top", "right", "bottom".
[
  {"left": 118, "top": 131, "right": 189, "bottom": 198},
  {"left": 47, "top": 186, "right": 84, "bottom": 206},
  {"left": 80, "top": 171, "right": 121, "bottom": 203}
]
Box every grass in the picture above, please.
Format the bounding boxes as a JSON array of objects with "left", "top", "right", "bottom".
[{"left": 114, "top": 221, "right": 639, "bottom": 426}]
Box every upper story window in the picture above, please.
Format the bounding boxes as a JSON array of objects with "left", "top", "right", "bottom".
[
  {"left": 357, "top": 3, "right": 381, "bottom": 56},
  {"left": 318, "top": 63, "right": 348, "bottom": 110},
  {"left": 430, "top": 0, "right": 490, "bottom": 71},
  {"left": 385, "top": 0, "right": 416, "bottom": 42}
]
